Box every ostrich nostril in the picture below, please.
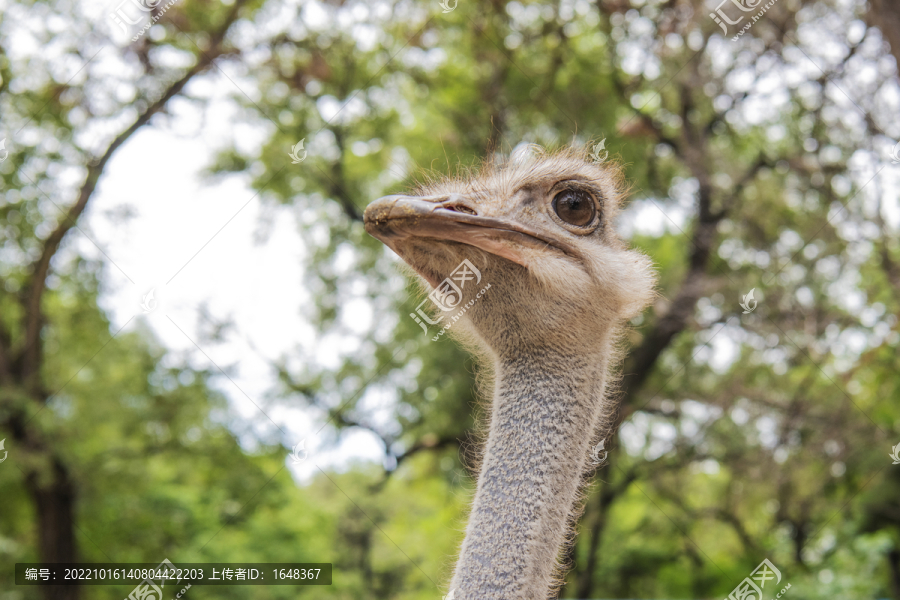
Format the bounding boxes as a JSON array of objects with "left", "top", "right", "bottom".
[
  {"left": 442, "top": 204, "right": 478, "bottom": 216},
  {"left": 435, "top": 193, "right": 479, "bottom": 216}
]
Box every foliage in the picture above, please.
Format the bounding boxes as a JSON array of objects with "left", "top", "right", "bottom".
[{"left": 1, "top": 0, "right": 900, "bottom": 598}]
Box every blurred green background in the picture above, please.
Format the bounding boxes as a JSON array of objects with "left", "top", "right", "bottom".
[{"left": 1, "top": 0, "right": 900, "bottom": 598}]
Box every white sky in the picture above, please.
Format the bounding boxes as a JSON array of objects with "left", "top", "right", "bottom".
[{"left": 74, "top": 78, "right": 387, "bottom": 483}]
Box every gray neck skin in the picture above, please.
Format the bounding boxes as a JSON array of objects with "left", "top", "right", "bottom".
[{"left": 449, "top": 340, "right": 612, "bottom": 600}]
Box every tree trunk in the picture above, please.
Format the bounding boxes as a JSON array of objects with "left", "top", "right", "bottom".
[
  {"left": 25, "top": 457, "right": 79, "bottom": 600},
  {"left": 574, "top": 493, "right": 608, "bottom": 599},
  {"left": 888, "top": 549, "right": 900, "bottom": 600},
  {"left": 868, "top": 0, "right": 900, "bottom": 71}
]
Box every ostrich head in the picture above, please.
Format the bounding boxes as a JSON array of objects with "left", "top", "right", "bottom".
[
  {"left": 364, "top": 144, "right": 656, "bottom": 599},
  {"left": 364, "top": 144, "right": 655, "bottom": 355}
]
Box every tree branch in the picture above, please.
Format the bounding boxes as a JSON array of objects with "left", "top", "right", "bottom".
[{"left": 617, "top": 72, "right": 770, "bottom": 408}]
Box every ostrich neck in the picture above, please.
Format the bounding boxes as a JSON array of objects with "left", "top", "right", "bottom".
[{"left": 450, "top": 334, "right": 615, "bottom": 600}]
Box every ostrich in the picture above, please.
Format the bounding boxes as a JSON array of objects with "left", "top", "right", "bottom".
[{"left": 363, "top": 144, "right": 656, "bottom": 600}]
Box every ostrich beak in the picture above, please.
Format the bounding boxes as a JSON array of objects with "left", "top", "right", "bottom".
[{"left": 364, "top": 194, "right": 578, "bottom": 283}]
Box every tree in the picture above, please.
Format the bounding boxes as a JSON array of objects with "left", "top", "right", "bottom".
[
  {"left": 3, "top": 0, "right": 900, "bottom": 597},
  {"left": 1, "top": 1, "right": 251, "bottom": 597}
]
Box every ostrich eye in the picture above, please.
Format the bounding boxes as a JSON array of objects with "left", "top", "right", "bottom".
[{"left": 552, "top": 189, "right": 596, "bottom": 227}]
